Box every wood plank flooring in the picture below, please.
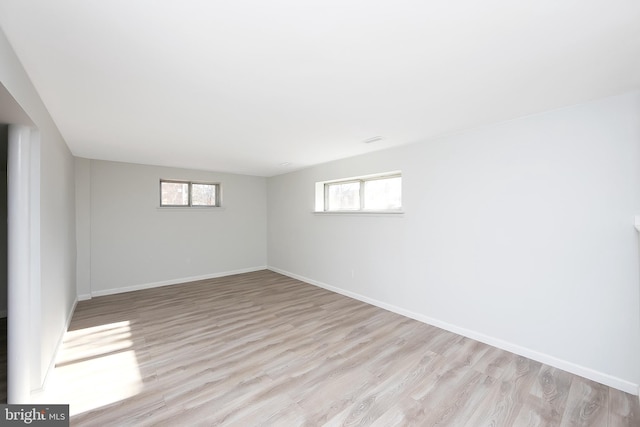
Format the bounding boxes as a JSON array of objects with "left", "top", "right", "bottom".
[{"left": 38, "top": 270, "right": 639, "bottom": 426}]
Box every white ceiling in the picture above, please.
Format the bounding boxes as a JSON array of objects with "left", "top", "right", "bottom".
[{"left": 0, "top": 1, "right": 639, "bottom": 177}]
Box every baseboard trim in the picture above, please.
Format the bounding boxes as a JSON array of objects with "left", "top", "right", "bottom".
[
  {"left": 77, "top": 294, "right": 91, "bottom": 302},
  {"left": 268, "top": 266, "right": 639, "bottom": 396},
  {"left": 90, "top": 266, "right": 268, "bottom": 298}
]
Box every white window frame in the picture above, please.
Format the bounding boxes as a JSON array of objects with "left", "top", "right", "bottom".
[
  {"left": 324, "top": 179, "right": 362, "bottom": 212},
  {"left": 160, "top": 179, "right": 221, "bottom": 208},
  {"left": 315, "top": 171, "right": 403, "bottom": 214}
]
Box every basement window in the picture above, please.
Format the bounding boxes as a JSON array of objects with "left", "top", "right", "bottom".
[
  {"left": 315, "top": 172, "right": 402, "bottom": 213},
  {"left": 160, "top": 180, "right": 221, "bottom": 207}
]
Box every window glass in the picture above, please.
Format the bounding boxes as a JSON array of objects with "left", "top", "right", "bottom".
[
  {"left": 192, "top": 183, "right": 217, "bottom": 206},
  {"left": 161, "top": 181, "right": 189, "bottom": 206},
  {"left": 327, "top": 181, "right": 360, "bottom": 211},
  {"left": 364, "top": 176, "right": 401, "bottom": 210},
  {"left": 160, "top": 180, "right": 220, "bottom": 207}
]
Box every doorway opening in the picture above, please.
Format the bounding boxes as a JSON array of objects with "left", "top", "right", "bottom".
[{"left": 0, "top": 125, "right": 7, "bottom": 402}]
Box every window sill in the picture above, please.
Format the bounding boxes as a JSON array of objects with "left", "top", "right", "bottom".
[
  {"left": 313, "top": 210, "right": 404, "bottom": 217},
  {"left": 157, "top": 207, "right": 226, "bottom": 212}
]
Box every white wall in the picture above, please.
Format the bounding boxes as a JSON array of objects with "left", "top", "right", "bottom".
[
  {"left": 267, "top": 91, "right": 640, "bottom": 393},
  {"left": 0, "top": 28, "right": 77, "bottom": 393},
  {"left": 75, "top": 158, "right": 91, "bottom": 298},
  {"left": 80, "top": 159, "right": 267, "bottom": 295}
]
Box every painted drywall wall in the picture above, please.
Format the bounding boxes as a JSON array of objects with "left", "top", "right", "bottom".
[
  {"left": 84, "top": 159, "right": 267, "bottom": 294},
  {"left": 267, "top": 91, "right": 640, "bottom": 392},
  {"left": 75, "top": 158, "right": 91, "bottom": 299},
  {"left": 0, "top": 29, "right": 77, "bottom": 392}
]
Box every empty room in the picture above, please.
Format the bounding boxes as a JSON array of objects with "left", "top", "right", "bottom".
[{"left": 0, "top": 1, "right": 639, "bottom": 426}]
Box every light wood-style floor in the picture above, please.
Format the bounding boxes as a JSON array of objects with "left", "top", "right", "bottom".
[{"left": 42, "top": 270, "right": 638, "bottom": 426}]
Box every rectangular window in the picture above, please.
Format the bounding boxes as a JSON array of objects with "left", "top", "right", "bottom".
[
  {"left": 160, "top": 180, "right": 220, "bottom": 207},
  {"left": 319, "top": 172, "right": 402, "bottom": 212}
]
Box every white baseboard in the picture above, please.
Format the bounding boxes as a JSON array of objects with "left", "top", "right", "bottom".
[
  {"left": 268, "top": 266, "right": 639, "bottom": 396},
  {"left": 77, "top": 294, "right": 92, "bottom": 301},
  {"left": 90, "top": 266, "right": 268, "bottom": 298}
]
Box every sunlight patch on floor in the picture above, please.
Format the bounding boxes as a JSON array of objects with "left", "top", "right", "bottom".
[{"left": 34, "top": 320, "right": 144, "bottom": 416}]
